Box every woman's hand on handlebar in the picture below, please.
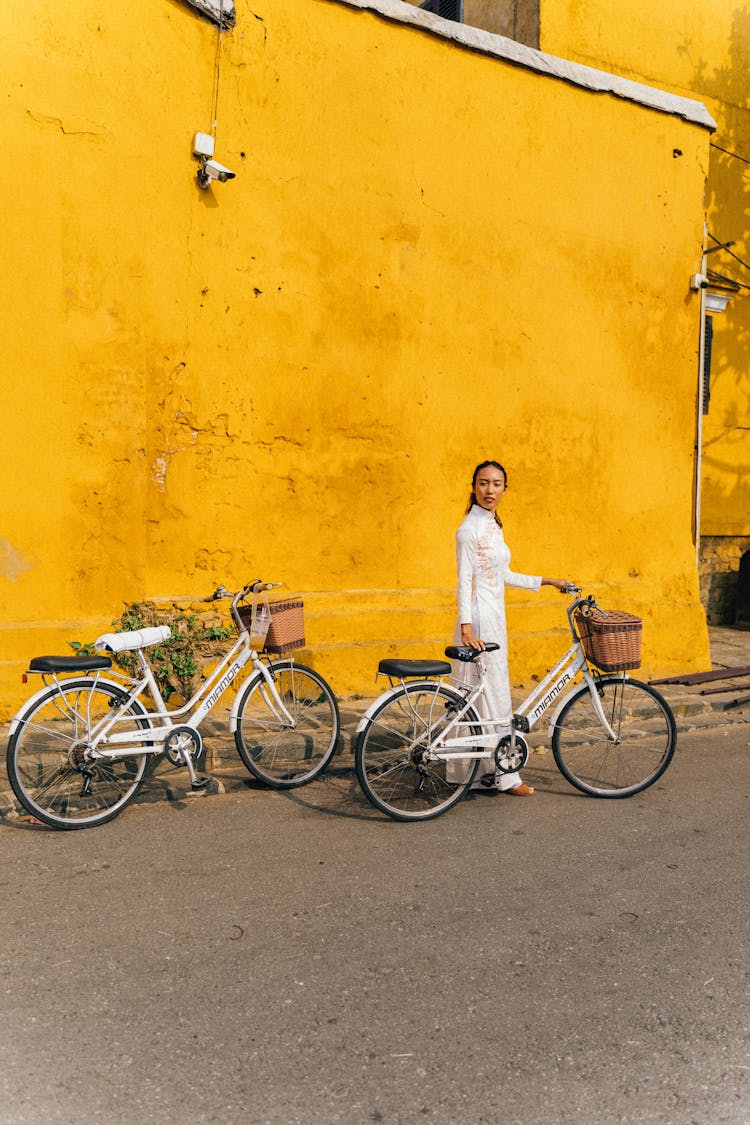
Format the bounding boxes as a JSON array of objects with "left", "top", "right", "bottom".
[{"left": 542, "top": 578, "right": 579, "bottom": 594}]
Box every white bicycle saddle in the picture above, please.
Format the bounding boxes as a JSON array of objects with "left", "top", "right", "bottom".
[{"left": 95, "top": 625, "right": 171, "bottom": 653}]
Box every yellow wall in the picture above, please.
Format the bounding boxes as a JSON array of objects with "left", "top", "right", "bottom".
[
  {"left": 0, "top": 0, "right": 711, "bottom": 716},
  {"left": 539, "top": 0, "right": 750, "bottom": 536}
]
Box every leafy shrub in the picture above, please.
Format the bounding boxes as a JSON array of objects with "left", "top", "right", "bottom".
[{"left": 105, "top": 602, "right": 234, "bottom": 701}]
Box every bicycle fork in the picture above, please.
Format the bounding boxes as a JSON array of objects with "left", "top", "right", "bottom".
[{"left": 583, "top": 675, "right": 620, "bottom": 741}]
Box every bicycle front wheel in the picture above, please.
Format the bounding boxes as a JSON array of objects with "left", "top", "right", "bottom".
[
  {"left": 7, "top": 679, "right": 152, "bottom": 829},
  {"left": 234, "top": 661, "right": 340, "bottom": 787},
  {"left": 355, "top": 682, "right": 481, "bottom": 822},
  {"left": 552, "top": 676, "right": 676, "bottom": 798}
]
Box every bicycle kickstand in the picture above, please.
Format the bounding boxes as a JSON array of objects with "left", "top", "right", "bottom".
[{"left": 180, "top": 748, "right": 211, "bottom": 791}]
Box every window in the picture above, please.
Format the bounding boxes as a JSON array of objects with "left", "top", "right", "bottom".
[
  {"left": 416, "top": 1, "right": 539, "bottom": 46},
  {"left": 420, "top": 0, "right": 464, "bottom": 22},
  {"left": 702, "top": 315, "right": 713, "bottom": 414}
]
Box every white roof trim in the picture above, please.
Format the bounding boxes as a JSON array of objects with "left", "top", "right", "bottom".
[{"left": 333, "top": 0, "right": 717, "bottom": 132}]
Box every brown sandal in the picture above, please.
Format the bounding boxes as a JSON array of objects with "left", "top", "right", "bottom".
[{"left": 507, "top": 782, "right": 535, "bottom": 796}]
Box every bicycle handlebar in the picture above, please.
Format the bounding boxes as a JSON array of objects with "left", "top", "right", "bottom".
[
  {"left": 205, "top": 580, "right": 283, "bottom": 603},
  {"left": 206, "top": 585, "right": 231, "bottom": 601},
  {"left": 565, "top": 590, "right": 599, "bottom": 638}
]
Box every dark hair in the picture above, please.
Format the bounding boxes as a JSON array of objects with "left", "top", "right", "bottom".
[{"left": 466, "top": 460, "right": 507, "bottom": 527}]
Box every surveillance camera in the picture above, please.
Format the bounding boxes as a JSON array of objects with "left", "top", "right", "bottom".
[
  {"left": 197, "top": 158, "right": 236, "bottom": 189},
  {"left": 206, "top": 159, "right": 235, "bottom": 182}
]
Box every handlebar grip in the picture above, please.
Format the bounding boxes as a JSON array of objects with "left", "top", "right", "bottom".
[{"left": 247, "top": 580, "right": 283, "bottom": 592}]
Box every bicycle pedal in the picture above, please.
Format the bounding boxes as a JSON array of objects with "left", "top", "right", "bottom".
[{"left": 191, "top": 774, "right": 212, "bottom": 791}]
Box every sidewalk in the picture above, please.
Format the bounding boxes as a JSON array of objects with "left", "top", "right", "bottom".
[
  {"left": 3, "top": 625, "right": 750, "bottom": 818},
  {"left": 659, "top": 624, "right": 750, "bottom": 719}
]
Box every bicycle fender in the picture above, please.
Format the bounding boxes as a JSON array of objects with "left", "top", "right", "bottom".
[
  {"left": 8, "top": 675, "right": 129, "bottom": 737},
  {"left": 355, "top": 680, "right": 451, "bottom": 734}
]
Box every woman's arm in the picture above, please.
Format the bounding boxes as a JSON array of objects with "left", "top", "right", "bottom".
[
  {"left": 462, "top": 574, "right": 573, "bottom": 649},
  {"left": 505, "top": 568, "right": 571, "bottom": 592},
  {"left": 456, "top": 525, "right": 476, "bottom": 627},
  {"left": 457, "top": 525, "right": 484, "bottom": 650}
]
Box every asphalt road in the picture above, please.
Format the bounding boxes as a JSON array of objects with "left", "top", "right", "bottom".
[{"left": 0, "top": 725, "right": 748, "bottom": 1125}]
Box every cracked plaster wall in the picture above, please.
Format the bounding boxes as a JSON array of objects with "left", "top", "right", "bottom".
[{"left": 0, "top": 0, "right": 714, "bottom": 711}]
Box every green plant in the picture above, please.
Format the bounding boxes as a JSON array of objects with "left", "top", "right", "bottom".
[{"left": 106, "top": 602, "right": 234, "bottom": 701}]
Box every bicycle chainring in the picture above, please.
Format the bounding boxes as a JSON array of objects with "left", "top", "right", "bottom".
[
  {"left": 494, "top": 734, "right": 529, "bottom": 774},
  {"left": 164, "top": 725, "right": 203, "bottom": 766}
]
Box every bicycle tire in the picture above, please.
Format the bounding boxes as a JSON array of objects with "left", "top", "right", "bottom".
[
  {"left": 234, "top": 660, "right": 340, "bottom": 788},
  {"left": 551, "top": 676, "right": 676, "bottom": 798},
  {"left": 7, "top": 678, "right": 153, "bottom": 829},
  {"left": 355, "top": 681, "right": 482, "bottom": 822}
]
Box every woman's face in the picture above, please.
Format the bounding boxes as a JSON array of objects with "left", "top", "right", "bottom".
[{"left": 473, "top": 466, "right": 506, "bottom": 512}]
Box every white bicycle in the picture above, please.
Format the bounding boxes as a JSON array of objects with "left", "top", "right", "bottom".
[
  {"left": 6, "top": 581, "right": 340, "bottom": 829},
  {"left": 355, "top": 586, "right": 677, "bottom": 821}
]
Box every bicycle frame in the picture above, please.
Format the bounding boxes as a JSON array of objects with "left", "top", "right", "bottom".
[
  {"left": 11, "top": 593, "right": 298, "bottom": 763},
  {"left": 390, "top": 598, "right": 621, "bottom": 766},
  {"left": 84, "top": 633, "right": 260, "bottom": 758}
]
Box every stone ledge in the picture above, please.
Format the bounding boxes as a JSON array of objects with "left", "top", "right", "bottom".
[{"left": 332, "top": 0, "right": 715, "bottom": 130}]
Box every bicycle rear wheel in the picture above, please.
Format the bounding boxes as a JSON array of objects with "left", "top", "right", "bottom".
[
  {"left": 7, "top": 678, "right": 152, "bottom": 829},
  {"left": 552, "top": 676, "right": 676, "bottom": 798},
  {"left": 234, "top": 661, "right": 340, "bottom": 787},
  {"left": 355, "top": 682, "right": 481, "bottom": 821}
]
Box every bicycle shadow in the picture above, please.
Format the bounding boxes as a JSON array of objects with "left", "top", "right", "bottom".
[
  {"left": 261, "top": 769, "right": 385, "bottom": 823},
  {"left": 278, "top": 749, "right": 585, "bottom": 823},
  {"left": 0, "top": 745, "right": 582, "bottom": 832}
]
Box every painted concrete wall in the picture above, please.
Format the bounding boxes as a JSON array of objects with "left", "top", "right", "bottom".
[
  {"left": 539, "top": 0, "right": 750, "bottom": 539},
  {"left": 0, "top": 0, "right": 712, "bottom": 716}
]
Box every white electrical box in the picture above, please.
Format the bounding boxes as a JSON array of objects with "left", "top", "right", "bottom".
[{"left": 192, "top": 132, "right": 215, "bottom": 159}]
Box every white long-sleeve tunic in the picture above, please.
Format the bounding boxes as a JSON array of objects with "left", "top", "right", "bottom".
[{"left": 452, "top": 504, "right": 541, "bottom": 787}]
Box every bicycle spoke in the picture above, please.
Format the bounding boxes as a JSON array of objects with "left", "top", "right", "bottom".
[
  {"left": 235, "top": 662, "right": 340, "bottom": 788},
  {"left": 552, "top": 678, "right": 676, "bottom": 797},
  {"left": 355, "top": 683, "right": 481, "bottom": 821}
]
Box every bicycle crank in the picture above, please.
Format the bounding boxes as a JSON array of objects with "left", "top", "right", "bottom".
[
  {"left": 494, "top": 734, "right": 529, "bottom": 774},
  {"left": 164, "top": 725, "right": 202, "bottom": 765}
]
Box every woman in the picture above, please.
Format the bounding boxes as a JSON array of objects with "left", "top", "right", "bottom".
[{"left": 451, "top": 460, "right": 571, "bottom": 796}]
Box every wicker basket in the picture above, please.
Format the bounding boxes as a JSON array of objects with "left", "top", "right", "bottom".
[
  {"left": 574, "top": 608, "right": 642, "bottom": 672},
  {"left": 238, "top": 598, "right": 306, "bottom": 653}
]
